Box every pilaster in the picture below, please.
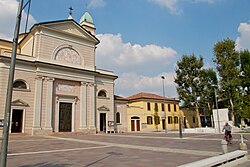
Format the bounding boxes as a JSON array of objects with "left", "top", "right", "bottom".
[
  {"left": 89, "top": 83, "right": 96, "bottom": 128},
  {"left": 44, "top": 77, "right": 54, "bottom": 130},
  {"left": 80, "top": 81, "right": 88, "bottom": 129},
  {"left": 32, "top": 76, "right": 44, "bottom": 133}
]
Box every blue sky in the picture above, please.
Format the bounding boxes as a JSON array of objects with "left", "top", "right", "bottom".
[{"left": 1, "top": 0, "right": 250, "bottom": 98}]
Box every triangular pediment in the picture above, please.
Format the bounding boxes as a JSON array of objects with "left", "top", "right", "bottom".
[
  {"left": 47, "top": 22, "right": 87, "bottom": 36},
  {"left": 98, "top": 105, "right": 110, "bottom": 111},
  {"left": 34, "top": 20, "right": 99, "bottom": 44},
  {"left": 12, "top": 99, "right": 29, "bottom": 107}
]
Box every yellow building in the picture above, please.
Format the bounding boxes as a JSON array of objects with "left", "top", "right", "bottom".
[
  {"left": 126, "top": 92, "right": 182, "bottom": 132},
  {"left": 180, "top": 107, "right": 200, "bottom": 128}
]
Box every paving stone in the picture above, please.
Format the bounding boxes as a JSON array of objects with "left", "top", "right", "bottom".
[{"left": 5, "top": 132, "right": 250, "bottom": 167}]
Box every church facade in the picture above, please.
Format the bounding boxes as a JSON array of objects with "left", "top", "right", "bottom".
[{"left": 0, "top": 12, "right": 117, "bottom": 135}]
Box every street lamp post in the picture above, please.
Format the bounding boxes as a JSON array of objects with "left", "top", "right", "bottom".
[
  {"left": 0, "top": 1, "right": 28, "bottom": 166},
  {"left": 0, "top": 0, "right": 31, "bottom": 167},
  {"left": 179, "top": 117, "right": 183, "bottom": 138},
  {"left": 161, "top": 76, "right": 167, "bottom": 133},
  {"left": 213, "top": 85, "right": 220, "bottom": 134}
]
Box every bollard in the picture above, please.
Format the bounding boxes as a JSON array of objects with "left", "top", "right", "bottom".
[
  {"left": 221, "top": 139, "right": 228, "bottom": 154},
  {"left": 240, "top": 134, "right": 248, "bottom": 150}
]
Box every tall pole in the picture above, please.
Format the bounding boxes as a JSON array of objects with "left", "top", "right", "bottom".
[
  {"left": 24, "top": 0, "right": 31, "bottom": 33},
  {"left": 161, "top": 76, "right": 167, "bottom": 133},
  {"left": 179, "top": 117, "right": 183, "bottom": 138},
  {"left": 0, "top": 0, "right": 24, "bottom": 166},
  {"left": 214, "top": 87, "right": 220, "bottom": 134}
]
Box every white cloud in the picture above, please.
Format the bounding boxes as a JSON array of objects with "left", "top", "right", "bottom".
[
  {"left": 149, "top": 0, "right": 182, "bottom": 15},
  {"left": 149, "top": 0, "right": 218, "bottom": 15},
  {"left": 191, "top": 0, "right": 216, "bottom": 4},
  {"left": 96, "top": 33, "right": 177, "bottom": 73},
  {"left": 116, "top": 72, "right": 177, "bottom": 98},
  {"left": 87, "top": 0, "right": 106, "bottom": 9},
  {"left": 236, "top": 22, "right": 250, "bottom": 51},
  {"left": 96, "top": 33, "right": 178, "bottom": 98},
  {"left": 0, "top": 0, "right": 36, "bottom": 40}
]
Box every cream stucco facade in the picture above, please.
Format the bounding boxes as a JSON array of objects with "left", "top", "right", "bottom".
[
  {"left": 114, "top": 95, "right": 128, "bottom": 133},
  {"left": 0, "top": 14, "right": 117, "bottom": 135}
]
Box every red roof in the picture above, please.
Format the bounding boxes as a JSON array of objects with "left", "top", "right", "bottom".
[
  {"left": 114, "top": 95, "right": 128, "bottom": 101},
  {"left": 127, "top": 92, "right": 179, "bottom": 102}
]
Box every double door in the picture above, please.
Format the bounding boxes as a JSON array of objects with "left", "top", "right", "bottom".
[
  {"left": 131, "top": 116, "right": 140, "bottom": 131},
  {"left": 59, "top": 102, "right": 72, "bottom": 132}
]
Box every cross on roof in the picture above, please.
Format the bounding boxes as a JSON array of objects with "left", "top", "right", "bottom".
[{"left": 69, "top": 6, "right": 73, "bottom": 16}]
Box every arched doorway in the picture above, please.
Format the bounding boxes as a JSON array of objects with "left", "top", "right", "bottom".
[{"left": 131, "top": 116, "right": 140, "bottom": 131}]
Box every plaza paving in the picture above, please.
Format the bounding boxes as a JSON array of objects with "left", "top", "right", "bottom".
[{"left": 5, "top": 132, "right": 250, "bottom": 167}]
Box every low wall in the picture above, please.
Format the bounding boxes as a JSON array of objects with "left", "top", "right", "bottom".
[
  {"left": 178, "top": 150, "right": 248, "bottom": 167},
  {"left": 183, "top": 127, "right": 216, "bottom": 133}
]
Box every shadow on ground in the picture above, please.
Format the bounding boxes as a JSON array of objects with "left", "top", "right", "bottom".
[
  {"left": 19, "top": 162, "right": 70, "bottom": 167},
  {"left": 84, "top": 151, "right": 123, "bottom": 167}
]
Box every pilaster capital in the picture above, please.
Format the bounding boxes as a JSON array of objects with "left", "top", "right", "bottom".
[
  {"left": 35, "top": 76, "right": 45, "bottom": 80},
  {"left": 81, "top": 81, "right": 88, "bottom": 86},
  {"left": 46, "top": 77, "right": 55, "bottom": 82},
  {"left": 88, "top": 83, "right": 97, "bottom": 87}
]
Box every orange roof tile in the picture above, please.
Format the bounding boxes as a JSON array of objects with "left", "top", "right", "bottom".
[{"left": 127, "top": 92, "right": 179, "bottom": 102}]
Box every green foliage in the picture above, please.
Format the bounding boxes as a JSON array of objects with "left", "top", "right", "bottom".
[
  {"left": 240, "top": 50, "right": 250, "bottom": 94},
  {"left": 242, "top": 95, "right": 250, "bottom": 118},
  {"left": 175, "top": 54, "right": 204, "bottom": 108},
  {"left": 213, "top": 38, "right": 241, "bottom": 121},
  {"left": 175, "top": 54, "right": 214, "bottom": 127},
  {"left": 175, "top": 38, "right": 250, "bottom": 122},
  {"left": 240, "top": 50, "right": 250, "bottom": 118},
  {"left": 154, "top": 103, "right": 160, "bottom": 131},
  {"left": 199, "top": 68, "right": 218, "bottom": 115},
  {"left": 175, "top": 54, "right": 217, "bottom": 117}
]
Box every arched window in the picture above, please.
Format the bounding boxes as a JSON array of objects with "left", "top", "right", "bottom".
[
  {"left": 98, "top": 90, "right": 107, "bottom": 97},
  {"left": 13, "top": 80, "right": 28, "bottom": 90},
  {"left": 116, "top": 112, "right": 120, "bottom": 124},
  {"left": 147, "top": 116, "right": 153, "bottom": 125},
  {"left": 131, "top": 116, "right": 139, "bottom": 119}
]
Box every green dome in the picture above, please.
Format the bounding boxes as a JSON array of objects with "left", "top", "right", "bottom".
[{"left": 80, "top": 12, "right": 94, "bottom": 24}]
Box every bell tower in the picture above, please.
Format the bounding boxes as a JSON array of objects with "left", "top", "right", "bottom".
[{"left": 79, "top": 12, "right": 96, "bottom": 35}]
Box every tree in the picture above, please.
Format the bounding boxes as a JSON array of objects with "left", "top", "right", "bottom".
[
  {"left": 175, "top": 54, "right": 204, "bottom": 127},
  {"left": 240, "top": 50, "right": 250, "bottom": 95},
  {"left": 240, "top": 50, "right": 250, "bottom": 118},
  {"left": 213, "top": 38, "right": 241, "bottom": 124},
  {"left": 199, "top": 68, "right": 218, "bottom": 115},
  {"left": 154, "top": 103, "right": 160, "bottom": 131}
]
